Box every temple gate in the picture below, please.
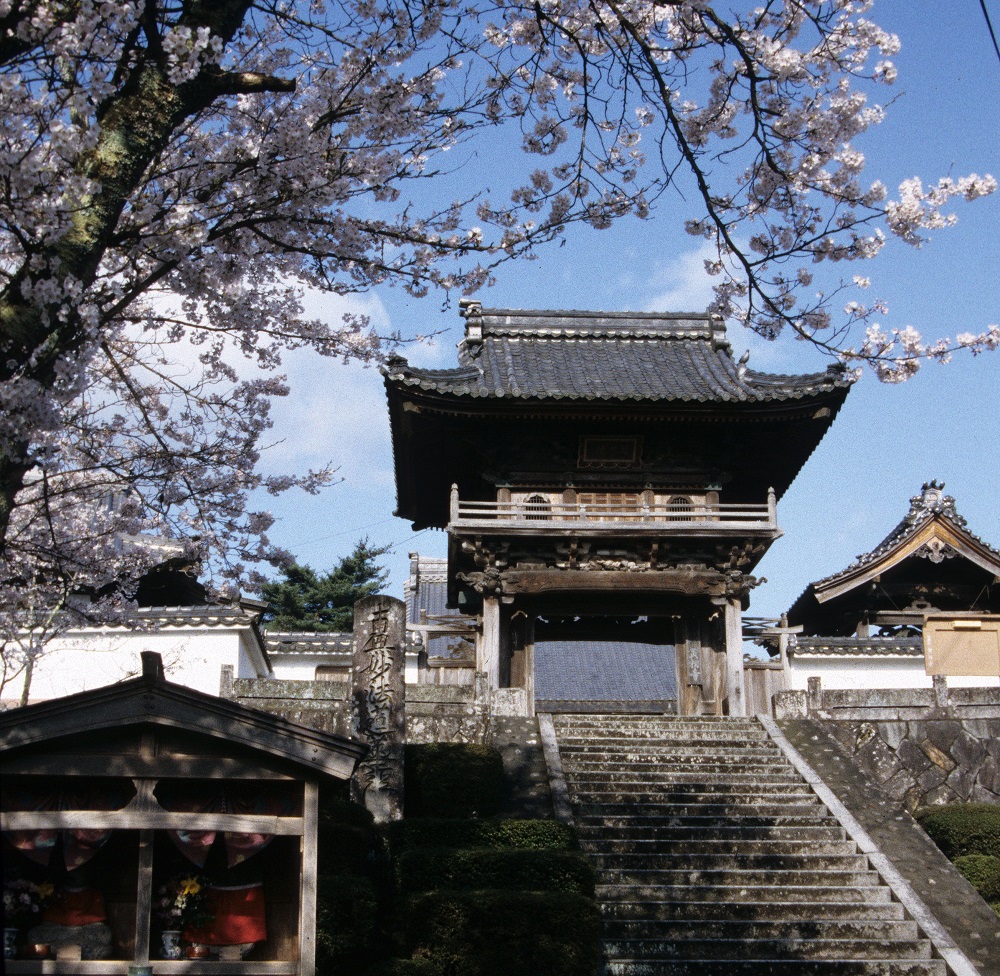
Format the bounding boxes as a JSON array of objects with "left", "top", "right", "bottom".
[{"left": 384, "top": 305, "right": 853, "bottom": 717}]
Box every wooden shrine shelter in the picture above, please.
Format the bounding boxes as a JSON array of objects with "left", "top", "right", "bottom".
[
  {"left": 0, "top": 652, "right": 366, "bottom": 975},
  {"left": 384, "top": 304, "right": 854, "bottom": 716}
]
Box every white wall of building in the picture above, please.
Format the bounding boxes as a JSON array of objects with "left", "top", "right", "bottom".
[
  {"left": 2, "top": 624, "right": 270, "bottom": 705},
  {"left": 785, "top": 655, "right": 1000, "bottom": 691}
]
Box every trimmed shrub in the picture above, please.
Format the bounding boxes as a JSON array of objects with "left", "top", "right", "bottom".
[
  {"left": 317, "top": 797, "right": 379, "bottom": 875},
  {"left": 389, "top": 818, "right": 578, "bottom": 854},
  {"left": 366, "top": 959, "right": 441, "bottom": 976},
  {"left": 395, "top": 847, "right": 595, "bottom": 896},
  {"left": 915, "top": 803, "right": 1000, "bottom": 859},
  {"left": 315, "top": 874, "right": 379, "bottom": 974},
  {"left": 403, "top": 891, "right": 602, "bottom": 976},
  {"left": 404, "top": 744, "right": 505, "bottom": 818},
  {"left": 954, "top": 854, "right": 1000, "bottom": 902}
]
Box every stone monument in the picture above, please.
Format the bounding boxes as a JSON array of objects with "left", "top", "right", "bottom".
[{"left": 350, "top": 595, "right": 405, "bottom": 821}]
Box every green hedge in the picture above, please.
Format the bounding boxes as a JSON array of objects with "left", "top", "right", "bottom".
[
  {"left": 389, "top": 818, "right": 578, "bottom": 854},
  {"left": 395, "top": 847, "right": 595, "bottom": 896},
  {"left": 317, "top": 797, "right": 379, "bottom": 875},
  {"left": 315, "top": 875, "right": 379, "bottom": 974},
  {"left": 402, "top": 891, "right": 602, "bottom": 976},
  {"left": 365, "top": 960, "right": 441, "bottom": 976},
  {"left": 954, "top": 854, "right": 1000, "bottom": 902},
  {"left": 404, "top": 744, "right": 506, "bottom": 818},
  {"left": 915, "top": 803, "right": 1000, "bottom": 859}
]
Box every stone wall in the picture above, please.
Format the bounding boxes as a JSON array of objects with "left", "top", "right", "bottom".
[
  {"left": 775, "top": 677, "right": 1000, "bottom": 810},
  {"left": 230, "top": 672, "right": 487, "bottom": 744}
]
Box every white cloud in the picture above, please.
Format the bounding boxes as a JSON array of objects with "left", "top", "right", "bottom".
[{"left": 642, "top": 242, "right": 719, "bottom": 315}]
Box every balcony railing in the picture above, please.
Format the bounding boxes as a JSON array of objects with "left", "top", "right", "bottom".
[{"left": 448, "top": 486, "right": 779, "bottom": 536}]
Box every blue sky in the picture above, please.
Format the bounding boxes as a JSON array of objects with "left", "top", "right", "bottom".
[{"left": 253, "top": 3, "right": 999, "bottom": 623}]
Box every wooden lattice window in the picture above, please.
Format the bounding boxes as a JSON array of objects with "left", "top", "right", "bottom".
[
  {"left": 523, "top": 494, "right": 551, "bottom": 520},
  {"left": 666, "top": 495, "right": 694, "bottom": 520}
]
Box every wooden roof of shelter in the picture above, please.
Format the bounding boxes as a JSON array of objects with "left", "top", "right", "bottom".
[
  {"left": 787, "top": 482, "right": 1000, "bottom": 636},
  {"left": 0, "top": 652, "right": 366, "bottom": 781},
  {"left": 384, "top": 305, "right": 854, "bottom": 529}
]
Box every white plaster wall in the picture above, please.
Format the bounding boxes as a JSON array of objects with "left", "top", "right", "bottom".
[
  {"left": 786, "top": 657, "right": 1000, "bottom": 691},
  {"left": 2, "top": 626, "right": 269, "bottom": 704},
  {"left": 269, "top": 654, "right": 327, "bottom": 681}
]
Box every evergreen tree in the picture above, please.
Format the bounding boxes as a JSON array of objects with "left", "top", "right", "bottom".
[{"left": 261, "top": 539, "right": 390, "bottom": 632}]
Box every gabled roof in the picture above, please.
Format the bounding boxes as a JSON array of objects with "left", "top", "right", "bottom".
[
  {"left": 787, "top": 482, "right": 1000, "bottom": 632},
  {"left": 811, "top": 482, "right": 1000, "bottom": 603},
  {"left": 0, "top": 652, "right": 366, "bottom": 780},
  {"left": 384, "top": 305, "right": 853, "bottom": 404}
]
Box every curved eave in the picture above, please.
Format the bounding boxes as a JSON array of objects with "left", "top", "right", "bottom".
[
  {"left": 384, "top": 372, "right": 852, "bottom": 419},
  {"left": 384, "top": 366, "right": 853, "bottom": 407},
  {"left": 813, "top": 517, "right": 1000, "bottom": 604}
]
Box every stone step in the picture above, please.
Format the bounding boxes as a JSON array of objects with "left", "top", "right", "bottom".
[
  {"left": 569, "top": 777, "right": 816, "bottom": 792},
  {"left": 596, "top": 884, "right": 896, "bottom": 905},
  {"left": 569, "top": 782, "right": 819, "bottom": 800},
  {"left": 573, "top": 801, "right": 827, "bottom": 818},
  {"left": 578, "top": 824, "right": 848, "bottom": 842},
  {"left": 595, "top": 869, "right": 884, "bottom": 888},
  {"left": 559, "top": 747, "right": 781, "bottom": 768},
  {"left": 592, "top": 852, "right": 871, "bottom": 872},
  {"left": 565, "top": 767, "right": 803, "bottom": 783},
  {"left": 604, "top": 938, "right": 934, "bottom": 961},
  {"left": 553, "top": 715, "right": 760, "bottom": 725},
  {"left": 557, "top": 734, "right": 773, "bottom": 747},
  {"left": 601, "top": 920, "right": 921, "bottom": 941},
  {"left": 604, "top": 958, "right": 947, "bottom": 976},
  {"left": 600, "top": 901, "right": 908, "bottom": 923},
  {"left": 577, "top": 813, "right": 839, "bottom": 830},
  {"left": 583, "top": 838, "right": 860, "bottom": 857}
]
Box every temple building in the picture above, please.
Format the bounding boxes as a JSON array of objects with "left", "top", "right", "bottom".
[
  {"left": 383, "top": 304, "right": 854, "bottom": 717},
  {"left": 780, "top": 481, "right": 1000, "bottom": 690}
]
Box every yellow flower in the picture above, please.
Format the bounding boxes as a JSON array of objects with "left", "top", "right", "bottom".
[
  {"left": 37, "top": 883, "right": 55, "bottom": 899},
  {"left": 179, "top": 879, "right": 201, "bottom": 897}
]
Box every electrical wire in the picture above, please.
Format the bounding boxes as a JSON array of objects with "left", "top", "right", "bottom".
[{"left": 981, "top": 0, "right": 1000, "bottom": 65}]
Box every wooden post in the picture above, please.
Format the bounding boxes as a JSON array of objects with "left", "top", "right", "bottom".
[
  {"left": 299, "top": 781, "right": 319, "bottom": 976},
  {"left": 450, "top": 483, "right": 459, "bottom": 523},
  {"left": 724, "top": 598, "right": 747, "bottom": 717},
  {"left": 134, "top": 829, "right": 154, "bottom": 968},
  {"left": 478, "top": 595, "right": 502, "bottom": 694}
]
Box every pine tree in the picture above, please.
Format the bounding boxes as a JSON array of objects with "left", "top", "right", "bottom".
[{"left": 261, "top": 539, "right": 390, "bottom": 632}]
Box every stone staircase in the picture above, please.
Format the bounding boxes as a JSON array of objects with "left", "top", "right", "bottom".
[{"left": 553, "top": 714, "right": 950, "bottom": 976}]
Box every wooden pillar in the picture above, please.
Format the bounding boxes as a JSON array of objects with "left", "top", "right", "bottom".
[
  {"left": 299, "top": 781, "right": 319, "bottom": 976},
  {"left": 478, "top": 595, "right": 502, "bottom": 693},
  {"left": 724, "top": 597, "right": 747, "bottom": 717},
  {"left": 133, "top": 829, "right": 154, "bottom": 968}
]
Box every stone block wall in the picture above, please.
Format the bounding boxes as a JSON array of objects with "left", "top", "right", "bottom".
[
  {"left": 774, "top": 677, "right": 1000, "bottom": 810},
  {"left": 823, "top": 716, "right": 1000, "bottom": 811}
]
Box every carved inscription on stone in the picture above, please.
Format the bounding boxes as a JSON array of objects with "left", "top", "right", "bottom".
[{"left": 351, "top": 595, "right": 405, "bottom": 822}]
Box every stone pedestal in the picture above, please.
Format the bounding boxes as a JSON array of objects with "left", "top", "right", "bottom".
[{"left": 350, "top": 595, "right": 405, "bottom": 822}]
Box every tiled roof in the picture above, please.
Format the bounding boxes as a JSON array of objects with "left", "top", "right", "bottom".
[
  {"left": 535, "top": 639, "right": 677, "bottom": 701},
  {"left": 384, "top": 306, "right": 853, "bottom": 404},
  {"left": 812, "top": 481, "right": 1000, "bottom": 590},
  {"left": 265, "top": 632, "right": 353, "bottom": 655},
  {"left": 790, "top": 636, "right": 923, "bottom": 657}
]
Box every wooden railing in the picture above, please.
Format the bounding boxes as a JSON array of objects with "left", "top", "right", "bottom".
[{"left": 448, "top": 485, "right": 779, "bottom": 535}]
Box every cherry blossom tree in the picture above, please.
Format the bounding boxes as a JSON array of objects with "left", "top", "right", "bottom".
[{"left": 0, "top": 0, "right": 995, "bottom": 658}]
